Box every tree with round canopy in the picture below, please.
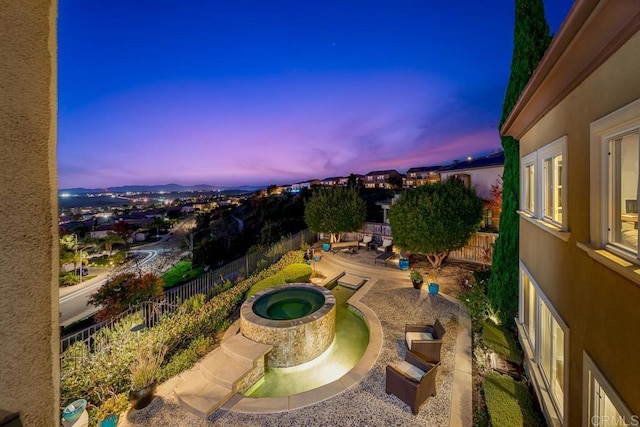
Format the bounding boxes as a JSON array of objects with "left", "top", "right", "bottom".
[{"left": 388, "top": 178, "right": 483, "bottom": 268}]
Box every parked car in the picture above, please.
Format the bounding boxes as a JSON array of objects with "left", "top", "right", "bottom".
[{"left": 74, "top": 267, "right": 89, "bottom": 277}]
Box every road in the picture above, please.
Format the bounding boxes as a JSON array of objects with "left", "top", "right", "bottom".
[
  {"left": 59, "top": 249, "right": 160, "bottom": 327},
  {"left": 58, "top": 222, "right": 190, "bottom": 328}
]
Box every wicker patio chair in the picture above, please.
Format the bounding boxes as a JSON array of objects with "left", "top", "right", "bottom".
[
  {"left": 385, "top": 350, "right": 439, "bottom": 415},
  {"left": 404, "top": 318, "right": 446, "bottom": 363}
]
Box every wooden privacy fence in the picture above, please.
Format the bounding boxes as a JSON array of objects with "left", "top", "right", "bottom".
[
  {"left": 341, "top": 223, "right": 496, "bottom": 266},
  {"left": 448, "top": 232, "right": 497, "bottom": 265}
]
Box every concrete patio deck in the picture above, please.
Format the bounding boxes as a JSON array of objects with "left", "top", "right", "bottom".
[{"left": 120, "top": 249, "right": 472, "bottom": 426}]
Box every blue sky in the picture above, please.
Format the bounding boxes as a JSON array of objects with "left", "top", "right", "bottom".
[{"left": 58, "top": 0, "right": 574, "bottom": 189}]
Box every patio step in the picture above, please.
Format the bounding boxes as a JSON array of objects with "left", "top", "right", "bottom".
[
  {"left": 201, "top": 347, "right": 253, "bottom": 389},
  {"left": 174, "top": 369, "right": 234, "bottom": 418},
  {"left": 338, "top": 273, "right": 367, "bottom": 290},
  {"left": 174, "top": 334, "right": 273, "bottom": 418},
  {"left": 221, "top": 333, "right": 272, "bottom": 365}
]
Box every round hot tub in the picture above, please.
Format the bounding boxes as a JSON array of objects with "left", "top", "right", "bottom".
[{"left": 240, "top": 283, "right": 336, "bottom": 367}]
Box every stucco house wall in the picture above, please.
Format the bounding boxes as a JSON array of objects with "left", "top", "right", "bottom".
[
  {"left": 507, "top": 3, "right": 640, "bottom": 425},
  {"left": 440, "top": 165, "right": 502, "bottom": 199},
  {"left": 0, "top": 1, "right": 59, "bottom": 425}
]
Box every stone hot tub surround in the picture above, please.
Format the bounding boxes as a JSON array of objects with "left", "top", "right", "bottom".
[{"left": 240, "top": 283, "right": 336, "bottom": 368}]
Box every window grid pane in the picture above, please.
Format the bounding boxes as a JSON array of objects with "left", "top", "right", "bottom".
[
  {"left": 525, "top": 164, "right": 535, "bottom": 212},
  {"left": 608, "top": 132, "right": 639, "bottom": 254},
  {"left": 543, "top": 154, "right": 563, "bottom": 224}
]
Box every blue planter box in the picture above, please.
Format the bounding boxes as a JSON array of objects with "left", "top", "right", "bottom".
[
  {"left": 398, "top": 258, "right": 410, "bottom": 270},
  {"left": 428, "top": 283, "right": 439, "bottom": 295},
  {"left": 99, "top": 414, "right": 119, "bottom": 427},
  {"left": 322, "top": 243, "right": 331, "bottom": 252}
]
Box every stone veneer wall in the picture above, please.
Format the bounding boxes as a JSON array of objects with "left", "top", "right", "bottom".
[
  {"left": 0, "top": 1, "right": 59, "bottom": 426},
  {"left": 236, "top": 357, "right": 266, "bottom": 393},
  {"left": 242, "top": 306, "right": 336, "bottom": 368}
]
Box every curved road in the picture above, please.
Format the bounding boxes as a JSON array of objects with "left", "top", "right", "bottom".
[{"left": 59, "top": 249, "right": 159, "bottom": 326}]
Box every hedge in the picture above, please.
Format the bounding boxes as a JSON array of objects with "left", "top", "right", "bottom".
[
  {"left": 245, "top": 263, "right": 312, "bottom": 297},
  {"left": 483, "top": 371, "right": 544, "bottom": 427}
]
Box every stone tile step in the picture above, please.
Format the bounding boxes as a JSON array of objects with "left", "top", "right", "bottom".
[
  {"left": 173, "top": 370, "right": 234, "bottom": 419},
  {"left": 337, "top": 273, "right": 367, "bottom": 290},
  {"left": 200, "top": 347, "right": 252, "bottom": 389},
  {"left": 221, "top": 333, "right": 273, "bottom": 364}
]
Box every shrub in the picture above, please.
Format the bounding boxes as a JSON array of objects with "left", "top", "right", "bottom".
[
  {"left": 158, "top": 335, "right": 215, "bottom": 382},
  {"left": 459, "top": 274, "right": 490, "bottom": 324},
  {"left": 129, "top": 339, "right": 167, "bottom": 389},
  {"left": 89, "top": 272, "right": 164, "bottom": 322},
  {"left": 482, "top": 320, "right": 522, "bottom": 364},
  {"left": 60, "top": 271, "right": 80, "bottom": 286},
  {"left": 245, "top": 263, "right": 312, "bottom": 297},
  {"left": 483, "top": 371, "right": 544, "bottom": 427},
  {"left": 178, "top": 294, "right": 206, "bottom": 314}
]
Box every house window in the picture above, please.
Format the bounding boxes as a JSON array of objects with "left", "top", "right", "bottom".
[
  {"left": 543, "top": 153, "right": 563, "bottom": 224},
  {"left": 590, "top": 98, "right": 640, "bottom": 266},
  {"left": 521, "top": 152, "right": 537, "bottom": 214},
  {"left": 539, "top": 300, "right": 565, "bottom": 417},
  {"left": 583, "top": 353, "right": 636, "bottom": 426},
  {"left": 520, "top": 137, "right": 567, "bottom": 230},
  {"left": 608, "top": 130, "right": 640, "bottom": 255},
  {"left": 522, "top": 270, "right": 536, "bottom": 349},
  {"left": 518, "top": 264, "right": 567, "bottom": 423}
]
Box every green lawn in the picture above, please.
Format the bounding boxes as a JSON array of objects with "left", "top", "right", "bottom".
[
  {"left": 161, "top": 261, "right": 205, "bottom": 288},
  {"left": 482, "top": 320, "right": 522, "bottom": 363},
  {"left": 483, "top": 371, "right": 544, "bottom": 427}
]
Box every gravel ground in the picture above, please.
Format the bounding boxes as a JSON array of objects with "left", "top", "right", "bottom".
[{"left": 122, "top": 259, "right": 461, "bottom": 427}]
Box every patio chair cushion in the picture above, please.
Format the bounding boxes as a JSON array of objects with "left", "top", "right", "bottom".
[
  {"left": 394, "top": 360, "right": 426, "bottom": 382},
  {"left": 406, "top": 332, "right": 433, "bottom": 350}
]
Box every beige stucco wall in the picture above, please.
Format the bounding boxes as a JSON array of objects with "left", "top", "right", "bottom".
[
  {"left": 440, "top": 165, "right": 503, "bottom": 199},
  {"left": 0, "top": 1, "right": 59, "bottom": 425},
  {"left": 519, "top": 31, "right": 640, "bottom": 425}
]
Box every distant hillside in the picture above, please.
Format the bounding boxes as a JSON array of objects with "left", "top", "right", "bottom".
[{"left": 59, "top": 183, "right": 264, "bottom": 195}]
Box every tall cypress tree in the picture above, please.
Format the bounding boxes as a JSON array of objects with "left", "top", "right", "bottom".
[{"left": 488, "top": 0, "right": 551, "bottom": 327}]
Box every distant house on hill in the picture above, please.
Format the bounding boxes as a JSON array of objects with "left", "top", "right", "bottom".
[
  {"left": 438, "top": 151, "right": 504, "bottom": 199},
  {"left": 403, "top": 165, "right": 442, "bottom": 188},
  {"left": 289, "top": 179, "right": 321, "bottom": 192},
  {"left": 89, "top": 224, "right": 116, "bottom": 239},
  {"left": 320, "top": 176, "right": 343, "bottom": 187},
  {"left": 363, "top": 170, "right": 402, "bottom": 189}
]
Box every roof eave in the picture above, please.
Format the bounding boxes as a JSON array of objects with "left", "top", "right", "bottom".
[{"left": 500, "top": 0, "right": 640, "bottom": 140}]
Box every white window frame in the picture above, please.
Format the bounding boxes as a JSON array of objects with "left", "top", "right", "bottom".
[
  {"left": 591, "top": 99, "right": 640, "bottom": 246},
  {"left": 518, "top": 264, "right": 537, "bottom": 350},
  {"left": 521, "top": 151, "right": 537, "bottom": 215},
  {"left": 520, "top": 136, "right": 568, "bottom": 232},
  {"left": 517, "top": 262, "right": 569, "bottom": 425},
  {"left": 583, "top": 352, "right": 637, "bottom": 426},
  {"left": 590, "top": 100, "right": 640, "bottom": 264},
  {"left": 538, "top": 137, "right": 566, "bottom": 227}
]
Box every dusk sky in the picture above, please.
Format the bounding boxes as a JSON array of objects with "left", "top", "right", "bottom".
[{"left": 58, "top": 0, "right": 574, "bottom": 189}]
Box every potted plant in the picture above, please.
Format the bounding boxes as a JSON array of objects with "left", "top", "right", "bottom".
[
  {"left": 409, "top": 270, "right": 424, "bottom": 289},
  {"left": 128, "top": 340, "right": 167, "bottom": 410},
  {"left": 95, "top": 392, "right": 129, "bottom": 427},
  {"left": 428, "top": 267, "right": 441, "bottom": 295}
]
